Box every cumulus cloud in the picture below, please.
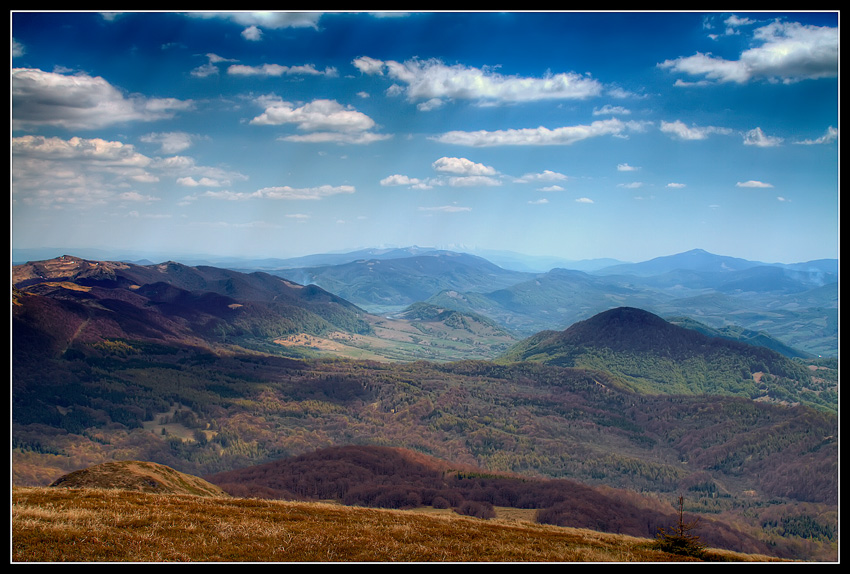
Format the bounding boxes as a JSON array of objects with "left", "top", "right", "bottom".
[
  {"left": 381, "top": 156, "right": 504, "bottom": 189},
  {"left": 736, "top": 180, "right": 774, "bottom": 188},
  {"left": 795, "top": 126, "right": 838, "bottom": 145},
  {"left": 242, "top": 25, "right": 263, "bottom": 41},
  {"left": 445, "top": 175, "right": 502, "bottom": 187},
  {"left": 352, "top": 56, "right": 602, "bottom": 106},
  {"left": 515, "top": 170, "right": 569, "bottom": 184},
  {"left": 176, "top": 176, "right": 225, "bottom": 188},
  {"left": 384, "top": 161, "right": 573, "bottom": 192},
  {"left": 743, "top": 127, "right": 784, "bottom": 147},
  {"left": 432, "top": 156, "right": 497, "bottom": 176},
  {"left": 12, "top": 135, "right": 154, "bottom": 208},
  {"left": 433, "top": 118, "right": 635, "bottom": 147},
  {"left": 351, "top": 56, "right": 385, "bottom": 75},
  {"left": 191, "top": 53, "right": 238, "bottom": 77},
  {"left": 380, "top": 174, "right": 423, "bottom": 187},
  {"left": 12, "top": 135, "right": 151, "bottom": 165},
  {"left": 659, "top": 19, "right": 838, "bottom": 84},
  {"left": 141, "top": 132, "right": 195, "bottom": 154},
  {"left": 12, "top": 37, "right": 25, "bottom": 57},
  {"left": 660, "top": 120, "right": 733, "bottom": 140},
  {"left": 227, "top": 63, "right": 337, "bottom": 77},
  {"left": 12, "top": 68, "right": 192, "bottom": 131},
  {"left": 250, "top": 98, "right": 389, "bottom": 144},
  {"left": 594, "top": 104, "right": 631, "bottom": 116},
  {"left": 12, "top": 134, "right": 249, "bottom": 210},
  {"left": 252, "top": 185, "right": 355, "bottom": 200},
  {"left": 187, "top": 185, "right": 355, "bottom": 202},
  {"left": 188, "top": 12, "right": 322, "bottom": 31}
]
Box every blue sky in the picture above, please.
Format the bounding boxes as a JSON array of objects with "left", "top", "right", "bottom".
[{"left": 11, "top": 11, "right": 839, "bottom": 264}]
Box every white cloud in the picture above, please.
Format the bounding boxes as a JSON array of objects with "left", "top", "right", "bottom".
[
  {"left": 446, "top": 175, "right": 502, "bottom": 187},
  {"left": 594, "top": 105, "right": 631, "bottom": 116},
  {"left": 253, "top": 185, "right": 356, "bottom": 200},
  {"left": 12, "top": 37, "right": 25, "bottom": 57},
  {"left": 191, "top": 53, "right": 238, "bottom": 77},
  {"left": 228, "top": 63, "right": 337, "bottom": 77},
  {"left": 12, "top": 68, "right": 192, "bottom": 130},
  {"left": 617, "top": 163, "right": 639, "bottom": 171},
  {"left": 352, "top": 56, "right": 386, "bottom": 75},
  {"left": 250, "top": 98, "right": 388, "bottom": 144},
  {"left": 515, "top": 170, "right": 568, "bottom": 184},
  {"left": 736, "top": 180, "right": 774, "bottom": 188},
  {"left": 660, "top": 120, "right": 733, "bottom": 140},
  {"left": 354, "top": 56, "right": 602, "bottom": 106},
  {"left": 150, "top": 156, "right": 246, "bottom": 187},
  {"left": 743, "top": 127, "right": 783, "bottom": 147},
  {"left": 380, "top": 174, "right": 422, "bottom": 187},
  {"left": 12, "top": 135, "right": 251, "bottom": 210},
  {"left": 12, "top": 135, "right": 154, "bottom": 208},
  {"left": 251, "top": 99, "right": 374, "bottom": 131},
  {"left": 434, "top": 118, "right": 633, "bottom": 147},
  {"left": 418, "top": 205, "right": 472, "bottom": 213},
  {"left": 432, "top": 157, "right": 497, "bottom": 176},
  {"left": 12, "top": 135, "right": 151, "bottom": 166},
  {"left": 242, "top": 25, "right": 263, "bottom": 41},
  {"left": 177, "top": 176, "right": 225, "bottom": 188},
  {"left": 189, "top": 12, "right": 322, "bottom": 31},
  {"left": 417, "top": 98, "right": 445, "bottom": 112},
  {"left": 795, "top": 126, "right": 838, "bottom": 145},
  {"left": 118, "top": 191, "right": 160, "bottom": 203},
  {"left": 659, "top": 19, "right": 837, "bottom": 84},
  {"left": 187, "top": 185, "right": 355, "bottom": 202},
  {"left": 141, "top": 132, "right": 195, "bottom": 154}
]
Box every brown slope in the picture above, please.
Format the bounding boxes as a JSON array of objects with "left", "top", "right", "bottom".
[
  {"left": 49, "top": 460, "right": 229, "bottom": 498},
  {"left": 204, "top": 445, "right": 775, "bottom": 557}
]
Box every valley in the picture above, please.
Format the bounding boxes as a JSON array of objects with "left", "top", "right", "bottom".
[{"left": 10, "top": 248, "right": 839, "bottom": 561}]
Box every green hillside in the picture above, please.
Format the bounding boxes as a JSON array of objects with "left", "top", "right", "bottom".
[{"left": 499, "top": 307, "right": 832, "bottom": 411}]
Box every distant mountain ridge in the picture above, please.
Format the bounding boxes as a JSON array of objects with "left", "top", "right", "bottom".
[
  {"left": 273, "top": 251, "right": 534, "bottom": 310},
  {"left": 12, "top": 255, "right": 373, "bottom": 355},
  {"left": 12, "top": 247, "right": 836, "bottom": 359},
  {"left": 592, "top": 248, "right": 837, "bottom": 276}
]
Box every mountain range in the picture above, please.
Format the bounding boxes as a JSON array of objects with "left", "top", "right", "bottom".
[
  {"left": 250, "top": 247, "right": 835, "bottom": 357},
  {"left": 10, "top": 249, "right": 839, "bottom": 561}
]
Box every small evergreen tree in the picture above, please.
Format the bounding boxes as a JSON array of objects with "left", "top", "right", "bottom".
[{"left": 654, "top": 496, "right": 707, "bottom": 558}]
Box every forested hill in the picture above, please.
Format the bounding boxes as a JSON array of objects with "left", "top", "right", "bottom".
[
  {"left": 499, "top": 307, "right": 832, "bottom": 410},
  {"left": 204, "top": 444, "right": 774, "bottom": 556}
]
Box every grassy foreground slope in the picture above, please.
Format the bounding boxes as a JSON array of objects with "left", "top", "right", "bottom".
[{"left": 12, "top": 487, "right": 783, "bottom": 563}]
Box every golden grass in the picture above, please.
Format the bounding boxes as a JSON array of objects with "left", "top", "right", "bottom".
[{"left": 12, "top": 487, "right": 785, "bottom": 563}]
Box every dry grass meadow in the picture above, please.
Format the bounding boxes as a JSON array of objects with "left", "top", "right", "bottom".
[{"left": 12, "top": 487, "right": 783, "bottom": 563}]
